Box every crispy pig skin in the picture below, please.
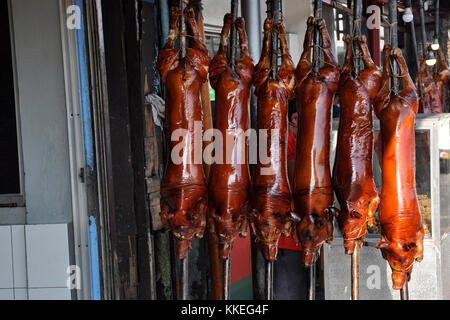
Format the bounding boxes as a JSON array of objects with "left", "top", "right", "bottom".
[
  {"left": 374, "top": 45, "right": 424, "bottom": 290},
  {"left": 293, "top": 18, "right": 339, "bottom": 267},
  {"left": 249, "top": 18, "right": 295, "bottom": 261},
  {"left": 208, "top": 14, "right": 254, "bottom": 259},
  {"left": 157, "top": 7, "right": 211, "bottom": 260},
  {"left": 331, "top": 34, "right": 381, "bottom": 254}
]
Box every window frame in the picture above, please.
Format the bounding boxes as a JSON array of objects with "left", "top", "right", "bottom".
[{"left": 0, "top": 0, "right": 25, "bottom": 207}]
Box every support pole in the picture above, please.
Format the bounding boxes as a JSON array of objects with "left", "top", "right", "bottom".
[
  {"left": 351, "top": 2, "right": 362, "bottom": 298},
  {"left": 175, "top": 0, "right": 189, "bottom": 301},
  {"left": 179, "top": 0, "right": 187, "bottom": 58},
  {"left": 176, "top": 254, "right": 189, "bottom": 300},
  {"left": 159, "top": 0, "right": 170, "bottom": 47},
  {"left": 223, "top": 258, "right": 231, "bottom": 300},
  {"left": 263, "top": 0, "right": 282, "bottom": 300},
  {"left": 241, "top": 0, "right": 264, "bottom": 298},
  {"left": 267, "top": 0, "right": 282, "bottom": 79},
  {"left": 418, "top": 0, "right": 428, "bottom": 67},
  {"left": 313, "top": 0, "right": 322, "bottom": 75},
  {"left": 400, "top": 280, "right": 409, "bottom": 300},
  {"left": 352, "top": 0, "right": 362, "bottom": 78},
  {"left": 406, "top": 0, "right": 423, "bottom": 96},
  {"left": 389, "top": 0, "right": 399, "bottom": 95},
  {"left": 309, "top": 0, "right": 322, "bottom": 298},
  {"left": 308, "top": 252, "right": 316, "bottom": 300},
  {"left": 229, "top": 0, "right": 239, "bottom": 71},
  {"left": 434, "top": 0, "right": 440, "bottom": 43},
  {"left": 265, "top": 260, "right": 274, "bottom": 300},
  {"left": 351, "top": 245, "right": 360, "bottom": 300},
  {"left": 220, "top": 0, "right": 240, "bottom": 301}
]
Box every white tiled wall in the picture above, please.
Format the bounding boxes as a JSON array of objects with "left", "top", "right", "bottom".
[
  {"left": 0, "top": 224, "right": 73, "bottom": 300},
  {"left": 0, "top": 226, "right": 13, "bottom": 290}
]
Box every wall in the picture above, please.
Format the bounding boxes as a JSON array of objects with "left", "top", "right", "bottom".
[
  {"left": 7, "top": 0, "right": 72, "bottom": 225},
  {"left": 283, "top": 0, "right": 312, "bottom": 65},
  {"left": 202, "top": 0, "right": 312, "bottom": 65}
]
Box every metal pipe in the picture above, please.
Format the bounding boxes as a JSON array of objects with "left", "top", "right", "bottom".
[
  {"left": 176, "top": 256, "right": 189, "bottom": 300},
  {"left": 223, "top": 258, "right": 231, "bottom": 300},
  {"left": 159, "top": 0, "right": 170, "bottom": 47},
  {"left": 400, "top": 280, "right": 409, "bottom": 300},
  {"left": 265, "top": 260, "right": 274, "bottom": 300},
  {"left": 229, "top": 0, "right": 240, "bottom": 70},
  {"left": 389, "top": 0, "right": 399, "bottom": 94},
  {"left": 406, "top": 0, "right": 423, "bottom": 97},
  {"left": 313, "top": 0, "right": 323, "bottom": 75},
  {"left": 242, "top": 0, "right": 264, "bottom": 297},
  {"left": 241, "top": 0, "right": 261, "bottom": 131},
  {"left": 179, "top": 0, "right": 187, "bottom": 58},
  {"left": 353, "top": 0, "right": 362, "bottom": 78},
  {"left": 267, "top": 0, "right": 282, "bottom": 79},
  {"left": 241, "top": 0, "right": 262, "bottom": 63},
  {"left": 435, "top": 0, "right": 439, "bottom": 41},
  {"left": 308, "top": 261, "right": 316, "bottom": 300},
  {"left": 418, "top": 0, "right": 428, "bottom": 57},
  {"left": 351, "top": 245, "right": 360, "bottom": 300}
]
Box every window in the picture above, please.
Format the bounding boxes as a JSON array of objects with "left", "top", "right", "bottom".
[
  {"left": 205, "top": 33, "right": 221, "bottom": 58},
  {"left": 0, "top": 0, "right": 23, "bottom": 206}
]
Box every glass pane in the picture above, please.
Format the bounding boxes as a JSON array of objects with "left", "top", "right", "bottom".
[
  {"left": 368, "top": 129, "right": 431, "bottom": 235},
  {"left": 0, "top": 0, "right": 20, "bottom": 195},
  {"left": 415, "top": 130, "right": 431, "bottom": 234},
  {"left": 440, "top": 148, "right": 450, "bottom": 238}
]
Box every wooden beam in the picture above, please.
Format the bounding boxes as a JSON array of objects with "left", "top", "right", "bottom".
[{"left": 101, "top": 0, "right": 139, "bottom": 300}]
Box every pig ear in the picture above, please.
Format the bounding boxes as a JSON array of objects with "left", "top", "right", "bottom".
[{"left": 374, "top": 241, "right": 390, "bottom": 249}]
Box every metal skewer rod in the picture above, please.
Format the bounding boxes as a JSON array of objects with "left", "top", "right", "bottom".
[
  {"left": 351, "top": 245, "right": 360, "bottom": 300},
  {"left": 220, "top": 0, "right": 240, "bottom": 301},
  {"left": 262, "top": 1, "right": 282, "bottom": 301},
  {"left": 175, "top": 254, "right": 189, "bottom": 300},
  {"left": 351, "top": 0, "right": 362, "bottom": 297},
  {"left": 179, "top": 0, "right": 188, "bottom": 58},
  {"left": 308, "top": 252, "right": 316, "bottom": 300},
  {"left": 389, "top": 0, "right": 399, "bottom": 95},
  {"left": 406, "top": 0, "right": 423, "bottom": 97},
  {"left": 265, "top": 260, "right": 274, "bottom": 300},
  {"left": 309, "top": 1, "right": 321, "bottom": 296},
  {"left": 418, "top": 0, "right": 429, "bottom": 76},
  {"left": 313, "top": 0, "right": 322, "bottom": 75},
  {"left": 174, "top": 0, "right": 189, "bottom": 301},
  {"left": 400, "top": 280, "right": 409, "bottom": 300},
  {"left": 352, "top": 0, "right": 362, "bottom": 78},
  {"left": 269, "top": 0, "right": 282, "bottom": 79},
  {"left": 229, "top": 0, "right": 239, "bottom": 71},
  {"left": 223, "top": 257, "right": 231, "bottom": 300},
  {"left": 434, "top": 0, "right": 439, "bottom": 46}
]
